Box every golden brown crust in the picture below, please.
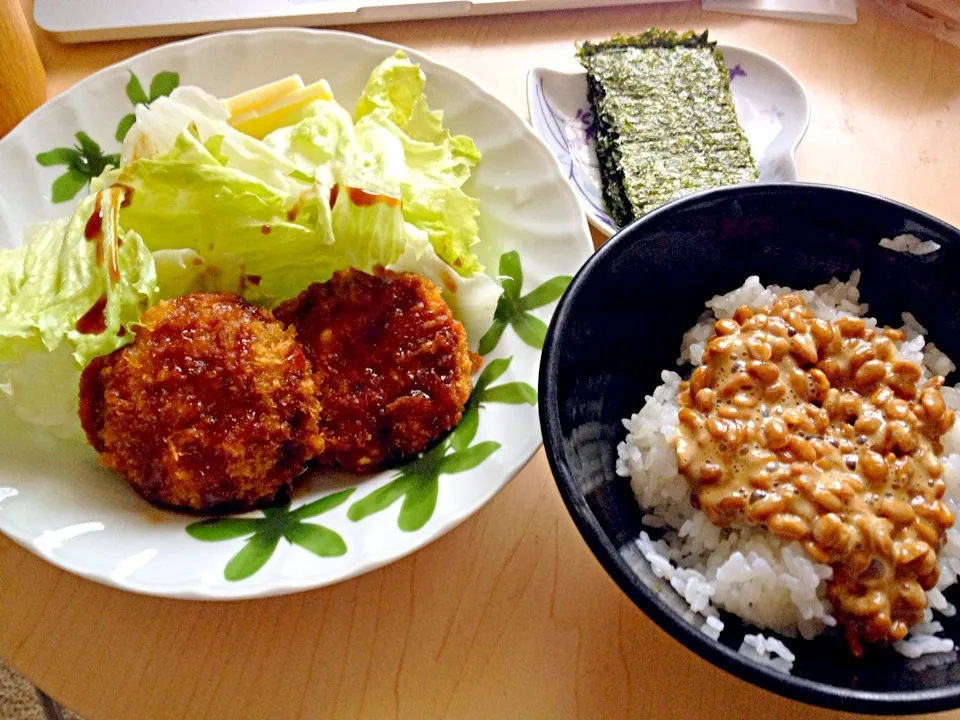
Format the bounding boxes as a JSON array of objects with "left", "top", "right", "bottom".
[
  {"left": 78, "top": 292, "right": 324, "bottom": 513},
  {"left": 274, "top": 268, "right": 474, "bottom": 472}
]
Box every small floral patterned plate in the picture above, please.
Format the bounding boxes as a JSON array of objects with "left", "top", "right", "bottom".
[
  {"left": 0, "top": 29, "right": 593, "bottom": 599},
  {"left": 527, "top": 46, "right": 810, "bottom": 236}
]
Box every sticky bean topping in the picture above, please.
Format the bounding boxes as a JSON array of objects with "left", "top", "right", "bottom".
[{"left": 674, "top": 295, "right": 954, "bottom": 655}]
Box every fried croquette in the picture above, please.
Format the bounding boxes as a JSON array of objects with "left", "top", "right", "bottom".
[
  {"left": 274, "top": 268, "right": 480, "bottom": 472},
  {"left": 79, "top": 292, "right": 324, "bottom": 513}
]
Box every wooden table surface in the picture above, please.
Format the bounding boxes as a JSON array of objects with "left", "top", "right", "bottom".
[{"left": 3, "top": 2, "right": 960, "bottom": 719}]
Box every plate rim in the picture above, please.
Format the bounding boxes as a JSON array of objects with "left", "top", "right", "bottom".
[
  {"left": 525, "top": 42, "right": 812, "bottom": 238},
  {"left": 0, "top": 26, "right": 594, "bottom": 600}
]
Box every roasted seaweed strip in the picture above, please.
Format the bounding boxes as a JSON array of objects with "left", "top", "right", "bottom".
[{"left": 578, "top": 30, "right": 758, "bottom": 227}]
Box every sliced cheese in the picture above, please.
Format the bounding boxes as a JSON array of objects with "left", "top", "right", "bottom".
[
  {"left": 228, "top": 80, "right": 335, "bottom": 140},
  {"left": 223, "top": 75, "right": 305, "bottom": 117}
]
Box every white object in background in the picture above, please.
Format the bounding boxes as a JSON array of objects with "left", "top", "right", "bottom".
[
  {"left": 702, "top": 0, "right": 858, "bottom": 24},
  {"left": 34, "top": 0, "right": 691, "bottom": 43}
]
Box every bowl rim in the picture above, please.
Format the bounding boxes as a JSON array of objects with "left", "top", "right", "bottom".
[{"left": 538, "top": 182, "right": 960, "bottom": 715}]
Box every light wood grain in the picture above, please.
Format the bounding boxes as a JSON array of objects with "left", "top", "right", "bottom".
[
  {"left": 3, "top": 2, "right": 960, "bottom": 719},
  {"left": 0, "top": 0, "right": 45, "bottom": 138}
]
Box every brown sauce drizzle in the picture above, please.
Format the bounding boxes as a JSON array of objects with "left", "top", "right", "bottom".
[
  {"left": 439, "top": 270, "right": 458, "bottom": 294},
  {"left": 285, "top": 184, "right": 396, "bottom": 222},
  {"left": 76, "top": 296, "right": 108, "bottom": 335},
  {"left": 346, "top": 186, "right": 401, "bottom": 209},
  {"left": 83, "top": 192, "right": 103, "bottom": 243},
  {"left": 114, "top": 184, "right": 134, "bottom": 207},
  {"left": 287, "top": 195, "right": 305, "bottom": 222},
  {"left": 106, "top": 189, "right": 121, "bottom": 285},
  {"left": 84, "top": 187, "right": 127, "bottom": 287}
]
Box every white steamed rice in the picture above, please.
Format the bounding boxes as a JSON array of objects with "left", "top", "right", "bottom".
[
  {"left": 880, "top": 233, "right": 941, "bottom": 256},
  {"left": 616, "top": 272, "right": 960, "bottom": 666}
]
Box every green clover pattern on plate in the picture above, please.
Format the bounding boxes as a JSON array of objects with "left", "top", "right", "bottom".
[
  {"left": 35, "top": 70, "right": 179, "bottom": 203},
  {"left": 115, "top": 70, "right": 180, "bottom": 142},
  {"left": 346, "top": 354, "right": 536, "bottom": 532},
  {"left": 35, "top": 133, "right": 121, "bottom": 204},
  {"left": 478, "top": 250, "right": 572, "bottom": 355},
  {"left": 186, "top": 488, "right": 354, "bottom": 582},
  {"left": 184, "top": 354, "right": 536, "bottom": 582}
]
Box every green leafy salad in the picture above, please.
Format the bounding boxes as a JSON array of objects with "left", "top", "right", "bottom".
[{"left": 0, "top": 52, "right": 502, "bottom": 442}]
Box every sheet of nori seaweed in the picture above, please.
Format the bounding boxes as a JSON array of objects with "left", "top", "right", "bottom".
[
  {"left": 584, "top": 73, "right": 633, "bottom": 229},
  {"left": 577, "top": 30, "right": 759, "bottom": 227}
]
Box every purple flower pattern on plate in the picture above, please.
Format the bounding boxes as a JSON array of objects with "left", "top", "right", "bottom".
[
  {"left": 533, "top": 76, "right": 613, "bottom": 229},
  {"left": 729, "top": 64, "right": 747, "bottom": 80},
  {"left": 574, "top": 107, "right": 598, "bottom": 142}
]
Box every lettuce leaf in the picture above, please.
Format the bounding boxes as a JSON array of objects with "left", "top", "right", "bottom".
[
  {"left": 153, "top": 249, "right": 264, "bottom": 303},
  {"left": 122, "top": 86, "right": 304, "bottom": 192},
  {"left": 112, "top": 54, "right": 485, "bottom": 304},
  {"left": 355, "top": 51, "right": 483, "bottom": 276},
  {"left": 101, "top": 130, "right": 336, "bottom": 300},
  {"left": 121, "top": 86, "right": 231, "bottom": 164},
  {"left": 0, "top": 246, "right": 26, "bottom": 309},
  {"left": 3, "top": 342, "right": 83, "bottom": 441},
  {"left": 0, "top": 189, "right": 157, "bottom": 439},
  {"left": 263, "top": 98, "right": 355, "bottom": 186},
  {"left": 112, "top": 111, "right": 410, "bottom": 301}
]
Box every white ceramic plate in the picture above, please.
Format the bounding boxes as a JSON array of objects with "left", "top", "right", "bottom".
[
  {"left": 0, "top": 29, "right": 593, "bottom": 599},
  {"left": 527, "top": 46, "right": 811, "bottom": 236}
]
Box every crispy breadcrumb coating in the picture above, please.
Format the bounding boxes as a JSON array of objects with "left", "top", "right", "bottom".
[
  {"left": 79, "top": 292, "right": 324, "bottom": 512},
  {"left": 274, "top": 268, "right": 479, "bottom": 472}
]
